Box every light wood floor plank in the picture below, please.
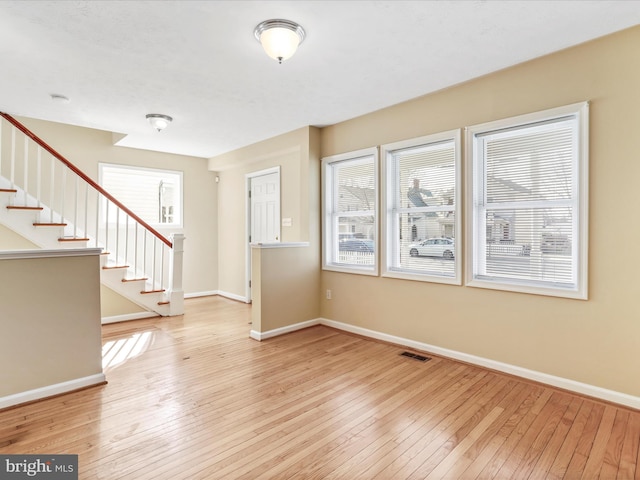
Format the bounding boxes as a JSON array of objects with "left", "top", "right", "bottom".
[
  {"left": 564, "top": 402, "right": 606, "bottom": 478},
  {"left": 263, "top": 361, "right": 464, "bottom": 479},
  {"left": 474, "top": 388, "right": 555, "bottom": 478},
  {"left": 604, "top": 409, "right": 630, "bottom": 478},
  {"left": 422, "top": 405, "right": 505, "bottom": 480},
  {"left": 1, "top": 295, "right": 639, "bottom": 479},
  {"left": 456, "top": 386, "right": 545, "bottom": 479},
  {"left": 617, "top": 411, "right": 640, "bottom": 480},
  {"left": 434, "top": 382, "right": 532, "bottom": 479},
  {"left": 507, "top": 392, "right": 574, "bottom": 480},
  {"left": 545, "top": 400, "right": 595, "bottom": 480},
  {"left": 527, "top": 395, "right": 583, "bottom": 480},
  {"left": 402, "top": 378, "right": 513, "bottom": 479},
  {"left": 580, "top": 405, "right": 618, "bottom": 478},
  {"left": 338, "top": 376, "right": 511, "bottom": 479}
]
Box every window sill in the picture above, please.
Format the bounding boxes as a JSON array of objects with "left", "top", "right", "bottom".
[
  {"left": 382, "top": 269, "right": 461, "bottom": 285},
  {"left": 466, "top": 277, "right": 587, "bottom": 300},
  {"left": 323, "top": 264, "right": 379, "bottom": 276}
]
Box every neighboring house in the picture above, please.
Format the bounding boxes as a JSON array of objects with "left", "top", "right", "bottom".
[{"left": 337, "top": 184, "right": 375, "bottom": 240}]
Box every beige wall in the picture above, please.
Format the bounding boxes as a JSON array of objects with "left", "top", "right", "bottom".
[
  {"left": 0, "top": 224, "right": 37, "bottom": 249},
  {"left": 247, "top": 127, "right": 321, "bottom": 332},
  {"left": 210, "top": 127, "right": 320, "bottom": 300},
  {"left": 0, "top": 250, "right": 103, "bottom": 397},
  {"left": 251, "top": 244, "right": 320, "bottom": 332},
  {"left": 319, "top": 26, "right": 640, "bottom": 397},
  {"left": 2, "top": 118, "right": 218, "bottom": 316},
  {"left": 0, "top": 225, "right": 146, "bottom": 317},
  {"left": 100, "top": 285, "right": 145, "bottom": 317}
]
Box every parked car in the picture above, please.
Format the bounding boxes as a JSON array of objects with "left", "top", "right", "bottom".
[
  {"left": 409, "top": 237, "right": 454, "bottom": 259},
  {"left": 339, "top": 239, "right": 375, "bottom": 253}
]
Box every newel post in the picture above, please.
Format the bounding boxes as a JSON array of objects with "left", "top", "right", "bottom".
[{"left": 168, "top": 233, "right": 185, "bottom": 315}]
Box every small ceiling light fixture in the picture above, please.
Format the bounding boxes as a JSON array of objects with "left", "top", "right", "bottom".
[
  {"left": 146, "top": 113, "right": 173, "bottom": 132},
  {"left": 254, "top": 19, "right": 305, "bottom": 64}
]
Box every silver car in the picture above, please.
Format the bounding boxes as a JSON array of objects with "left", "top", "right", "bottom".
[{"left": 409, "top": 237, "right": 455, "bottom": 259}]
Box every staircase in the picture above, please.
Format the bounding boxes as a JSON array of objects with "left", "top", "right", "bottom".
[{"left": 0, "top": 112, "right": 184, "bottom": 317}]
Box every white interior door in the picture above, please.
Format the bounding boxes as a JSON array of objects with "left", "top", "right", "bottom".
[
  {"left": 250, "top": 172, "right": 280, "bottom": 243},
  {"left": 246, "top": 167, "right": 280, "bottom": 302}
]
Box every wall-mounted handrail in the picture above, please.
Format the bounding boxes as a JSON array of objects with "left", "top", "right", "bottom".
[{"left": 0, "top": 112, "right": 172, "bottom": 248}]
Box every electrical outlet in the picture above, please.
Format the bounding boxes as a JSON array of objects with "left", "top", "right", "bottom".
[{"left": 326, "top": 289, "right": 332, "bottom": 300}]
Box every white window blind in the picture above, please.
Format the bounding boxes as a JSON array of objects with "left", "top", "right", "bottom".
[
  {"left": 382, "top": 130, "right": 461, "bottom": 283},
  {"left": 468, "top": 103, "right": 588, "bottom": 298},
  {"left": 322, "top": 148, "right": 378, "bottom": 274}
]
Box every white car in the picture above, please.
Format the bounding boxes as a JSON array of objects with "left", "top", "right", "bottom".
[{"left": 409, "top": 237, "right": 455, "bottom": 259}]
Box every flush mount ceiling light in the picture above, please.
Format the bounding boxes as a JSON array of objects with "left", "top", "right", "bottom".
[
  {"left": 146, "top": 113, "right": 173, "bottom": 132},
  {"left": 254, "top": 19, "right": 305, "bottom": 64}
]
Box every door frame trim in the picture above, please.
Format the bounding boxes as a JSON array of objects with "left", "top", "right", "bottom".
[{"left": 245, "top": 166, "right": 281, "bottom": 303}]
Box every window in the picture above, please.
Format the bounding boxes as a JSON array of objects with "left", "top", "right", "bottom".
[
  {"left": 99, "top": 163, "right": 183, "bottom": 227},
  {"left": 322, "top": 148, "right": 378, "bottom": 275},
  {"left": 381, "top": 130, "right": 461, "bottom": 284},
  {"left": 467, "top": 102, "right": 588, "bottom": 298}
]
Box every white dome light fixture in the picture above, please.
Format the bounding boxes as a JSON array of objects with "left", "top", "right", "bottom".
[
  {"left": 146, "top": 113, "right": 173, "bottom": 132},
  {"left": 254, "top": 19, "right": 305, "bottom": 64}
]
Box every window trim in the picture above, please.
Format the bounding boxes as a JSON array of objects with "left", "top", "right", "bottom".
[
  {"left": 381, "top": 129, "right": 462, "bottom": 285},
  {"left": 322, "top": 147, "right": 379, "bottom": 276},
  {"left": 465, "top": 102, "right": 589, "bottom": 299},
  {"left": 98, "top": 162, "right": 184, "bottom": 229}
]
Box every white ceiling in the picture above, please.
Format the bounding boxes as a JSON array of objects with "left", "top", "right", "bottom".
[{"left": 0, "top": 1, "right": 639, "bottom": 159}]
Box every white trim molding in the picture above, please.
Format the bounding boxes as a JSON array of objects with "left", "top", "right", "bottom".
[
  {"left": 184, "top": 290, "right": 218, "bottom": 299},
  {"left": 102, "top": 311, "right": 158, "bottom": 324},
  {"left": 250, "top": 319, "right": 321, "bottom": 341},
  {"left": 252, "top": 317, "right": 640, "bottom": 410},
  {"left": 246, "top": 166, "right": 282, "bottom": 303},
  {"left": 217, "top": 290, "right": 249, "bottom": 303},
  {"left": 465, "top": 101, "right": 589, "bottom": 300},
  {"left": 251, "top": 242, "right": 310, "bottom": 249},
  {"left": 0, "top": 248, "right": 102, "bottom": 260},
  {"left": 0, "top": 373, "right": 106, "bottom": 410}
]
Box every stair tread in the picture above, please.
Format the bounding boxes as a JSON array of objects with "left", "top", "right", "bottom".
[
  {"left": 7, "top": 205, "right": 44, "bottom": 210},
  {"left": 1, "top": 112, "right": 174, "bottom": 319}
]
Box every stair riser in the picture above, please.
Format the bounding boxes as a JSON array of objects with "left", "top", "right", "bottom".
[{"left": 1, "top": 177, "right": 170, "bottom": 316}]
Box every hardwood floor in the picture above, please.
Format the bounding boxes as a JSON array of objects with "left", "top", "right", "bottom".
[{"left": 1, "top": 295, "right": 639, "bottom": 479}]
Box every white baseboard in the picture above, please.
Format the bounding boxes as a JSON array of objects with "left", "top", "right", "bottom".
[
  {"left": 249, "top": 330, "right": 262, "bottom": 341},
  {"left": 102, "top": 311, "right": 158, "bottom": 324},
  {"left": 250, "top": 319, "right": 320, "bottom": 341},
  {"left": 0, "top": 373, "right": 106, "bottom": 410},
  {"left": 217, "top": 290, "right": 249, "bottom": 303},
  {"left": 320, "top": 318, "right": 640, "bottom": 410},
  {"left": 184, "top": 290, "right": 218, "bottom": 299},
  {"left": 254, "top": 317, "right": 640, "bottom": 410}
]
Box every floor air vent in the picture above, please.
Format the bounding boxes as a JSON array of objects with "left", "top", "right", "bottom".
[{"left": 400, "top": 351, "right": 431, "bottom": 362}]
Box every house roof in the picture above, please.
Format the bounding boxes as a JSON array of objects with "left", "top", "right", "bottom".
[{"left": 0, "top": 1, "right": 639, "bottom": 159}]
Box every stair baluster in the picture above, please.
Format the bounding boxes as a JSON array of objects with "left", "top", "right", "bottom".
[{"left": 0, "top": 112, "right": 183, "bottom": 316}]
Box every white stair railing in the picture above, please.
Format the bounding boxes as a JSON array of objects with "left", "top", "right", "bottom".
[{"left": 0, "top": 112, "right": 184, "bottom": 316}]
